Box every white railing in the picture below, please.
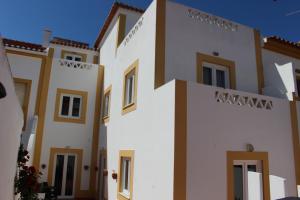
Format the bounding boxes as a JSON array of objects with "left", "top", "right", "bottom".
[
  {"left": 27, "top": 115, "right": 38, "bottom": 165},
  {"left": 58, "top": 59, "right": 95, "bottom": 70},
  {"left": 215, "top": 90, "right": 273, "bottom": 110}
]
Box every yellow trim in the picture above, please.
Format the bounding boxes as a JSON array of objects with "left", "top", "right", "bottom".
[
  {"left": 254, "top": 29, "right": 265, "bottom": 94},
  {"left": 53, "top": 88, "right": 88, "bottom": 124},
  {"left": 61, "top": 50, "right": 87, "bottom": 62},
  {"left": 196, "top": 52, "right": 236, "bottom": 89},
  {"left": 6, "top": 49, "right": 45, "bottom": 59},
  {"left": 174, "top": 80, "right": 187, "bottom": 200},
  {"left": 33, "top": 48, "right": 54, "bottom": 169},
  {"left": 122, "top": 60, "right": 139, "bottom": 115},
  {"left": 290, "top": 96, "right": 300, "bottom": 187},
  {"left": 89, "top": 65, "right": 105, "bottom": 196},
  {"left": 116, "top": 14, "right": 127, "bottom": 48},
  {"left": 227, "top": 151, "right": 270, "bottom": 200},
  {"left": 13, "top": 77, "right": 32, "bottom": 131},
  {"left": 102, "top": 85, "right": 112, "bottom": 123},
  {"left": 117, "top": 150, "right": 134, "bottom": 200},
  {"left": 154, "top": 0, "right": 166, "bottom": 89},
  {"left": 93, "top": 55, "right": 99, "bottom": 64},
  {"left": 48, "top": 147, "right": 83, "bottom": 198}
]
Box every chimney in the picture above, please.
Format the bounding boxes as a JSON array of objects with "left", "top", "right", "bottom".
[{"left": 42, "top": 29, "right": 52, "bottom": 47}]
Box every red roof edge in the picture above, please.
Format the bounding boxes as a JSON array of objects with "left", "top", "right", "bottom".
[
  {"left": 3, "top": 38, "right": 46, "bottom": 52},
  {"left": 93, "top": 2, "right": 144, "bottom": 48}
]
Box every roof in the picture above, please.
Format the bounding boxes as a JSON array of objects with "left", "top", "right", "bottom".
[
  {"left": 93, "top": 1, "right": 144, "bottom": 48},
  {"left": 50, "top": 37, "right": 95, "bottom": 50},
  {"left": 3, "top": 38, "right": 46, "bottom": 52},
  {"left": 264, "top": 36, "right": 300, "bottom": 59}
]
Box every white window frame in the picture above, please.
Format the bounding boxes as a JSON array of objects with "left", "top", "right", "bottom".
[
  {"left": 64, "top": 53, "right": 83, "bottom": 62},
  {"left": 124, "top": 71, "right": 135, "bottom": 107},
  {"left": 59, "top": 93, "right": 82, "bottom": 119},
  {"left": 202, "top": 62, "right": 229, "bottom": 88},
  {"left": 103, "top": 92, "right": 110, "bottom": 118},
  {"left": 233, "top": 160, "right": 263, "bottom": 200},
  {"left": 121, "top": 158, "right": 131, "bottom": 198}
]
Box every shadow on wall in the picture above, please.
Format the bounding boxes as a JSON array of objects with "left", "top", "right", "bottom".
[
  {"left": 0, "top": 82, "right": 7, "bottom": 98},
  {"left": 264, "top": 60, "right": 295, "bottom": 100},
  {"left": 98, "top": 125, "right": 108, "bottom": 200}
]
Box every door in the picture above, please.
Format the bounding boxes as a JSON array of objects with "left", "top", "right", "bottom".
[
  {"left": 233, "top": 160, "right": 263, "bottom": 200},
  {"left": 53, "top": 154, "right": 77, "bottom": 199}
]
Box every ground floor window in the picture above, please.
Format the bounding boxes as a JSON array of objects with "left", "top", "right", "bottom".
[
  {"left": 227, "top": 151, "right": 270, "bottom": 200},
  {"left": 233, "top": 160, "right": 263, "bottom": 200},
  {"left": 118, "top": 150, "right": 134, "bottom": 200}
]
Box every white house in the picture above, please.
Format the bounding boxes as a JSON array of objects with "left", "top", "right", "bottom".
[
  {"left": 3, "top": 0, "right": 300, "bottom": 200},
  {"left": 0, "top": 36, "right": 23, "bottom": 200}
]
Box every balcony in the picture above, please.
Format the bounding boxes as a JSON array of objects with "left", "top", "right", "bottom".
[{"left": 57, "top": 59, "right": 98, "bottom": 71}]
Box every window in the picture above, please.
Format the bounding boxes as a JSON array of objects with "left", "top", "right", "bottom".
[
  {"left": 64, "top": 54, "right": 83, "bottom": 62},
  {"left": 234, "top": 160, "right": 263, "bottom": 200},
  {"left": 118, "top": 150, "right": 134, "bottom": 200},
  {"left": 122, "top": 60, "right": 138, "bottom": 115},
  {"left": 61, "top": 50, "right": 87, "bottom": 62},
  {"left": 202, "top": 62, "right": 229, "bottom": 88},
  {"left": 14, "top": 78, "right": 32, "bottom": 130},
  {"left": 197, "top": 53, "right": 236, "bottom": 89},
  {"left": 102, "top": 86, "right": 111, "bottom": 123},
  {"left": 227, "top": 152, "right": 270, "bottom": 200},
  {"left": 54, "top": 88, "right": 87, "bottom": 124}
]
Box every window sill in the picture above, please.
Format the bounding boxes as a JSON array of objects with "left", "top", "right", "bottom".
[
  {"left": 122, "top": 102, "right": 136, "bottom": 115},
  {"left": 102, "top": 116, "right": 110, "bottom": 123},
  {"left": 53, "top": 115, "right": 86, "bottom": 124},
  {"left": 118, "top": 192, "right": 130, "bottom": 200}
]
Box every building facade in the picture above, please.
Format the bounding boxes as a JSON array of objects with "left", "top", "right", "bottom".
[{"left": 3, "top": 0, "right": 300, "bottom": 199}]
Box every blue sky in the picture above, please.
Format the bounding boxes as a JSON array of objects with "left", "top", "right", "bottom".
[{"left": 1, "top": 0, "right": 299, "bottom": 46}]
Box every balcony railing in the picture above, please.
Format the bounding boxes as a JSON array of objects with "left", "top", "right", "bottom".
[
  {"left": 58, "top": 59, "right": 96, "bottom": 70},
  {"left": 215, "top": 89, "right": 273, "bottom": 110}
]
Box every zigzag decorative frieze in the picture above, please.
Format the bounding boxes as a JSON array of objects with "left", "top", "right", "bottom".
[
  {"left": 58, "top": 59, "right": 94, "bottom": 70},
  {"left": 215, "top": 91, "right": 273, "bottom": 110},
  {"left": 188, "top": 9, "right": 238, "bottom": 32},
  {"left": 123, "top": 17, "right": 144, "bottom": 46}
]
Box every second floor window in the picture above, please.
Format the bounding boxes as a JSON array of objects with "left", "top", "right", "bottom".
[
  {"left": 103, "top": 86, "right": 111, "bottom": 122},
  {"left": 202, "top": 62, "right": 229, "bottom": 88},
  {"left": 60, "top": 94, "right": 82, "bottom": 118},
  {"left": 64, "top": 54, "right": 83, "bottom": 62},
  {"left": 54, "top": 88, "right": 88, "bottom": 124},
  {"left": 124, "top": 70, "right": 135, "bottom": 106}
]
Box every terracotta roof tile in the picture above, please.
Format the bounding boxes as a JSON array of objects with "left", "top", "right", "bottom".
[
  {"left": 264, "top": 36, "right": 300, "bottom": 59},
  {"left": 3, "top": 38, "right": 46, "bottom": 52},
  {"left": 50, "top": 37, "right": 97, "bottom": 50},
  {"left": 94, "top": 1, "right": 144, "bottom": 48}
]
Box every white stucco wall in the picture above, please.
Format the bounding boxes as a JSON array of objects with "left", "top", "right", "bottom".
[
  {"left": 187, "top": 81, "right": 296, "bottom": 199},
  {"left": 39, "top": 53, "right": 99, "bottom": 190},
  {"left": 7, "top": 50, "right": 43, "bottom": 146},
  {"left": 165, "top": 1, "right": 259, "bottom": 94},
  {"left": 0, "top": 38, "right": 23, "bottom": 200},
  {"left": 99, "top": 1, "right": 176, "bottom": 199},
  {"left": 263, "top": 49, "right": 300, "bottom": 100}
]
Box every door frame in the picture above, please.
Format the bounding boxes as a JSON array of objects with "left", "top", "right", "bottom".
[
  {"left": 227, "top": 151, "right": 270, "bottom": 200},
  {"left": 48, "top": 148, "right": 83, "bottom": 198}
]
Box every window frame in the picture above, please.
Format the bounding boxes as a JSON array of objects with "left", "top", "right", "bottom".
[
  {"left": 202, "top": 62, "right": 230, "bottom": 88},
  {"left": 122, "top": 60, "right": 139, "bottom": 115},
  {"left": 54, "top": 88, "right": 88, "bottom": 124},
  {"left": 227, "top": 151, "right": 270, "bottom": 200},
  {"left": 61, "top": 50, "right": 87, "bottom": 63},
  {"left": 197, "top": 53, "right": 236, "bottom": 89},
  {"left": 13, "top": 77, "right": 32, "bottom": 131},
  {"left": 102, "top": 85, "right": 112, "bottom": 123},
  {"left": 117, "top": 150, "right": 134, "bottom": 200}
]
